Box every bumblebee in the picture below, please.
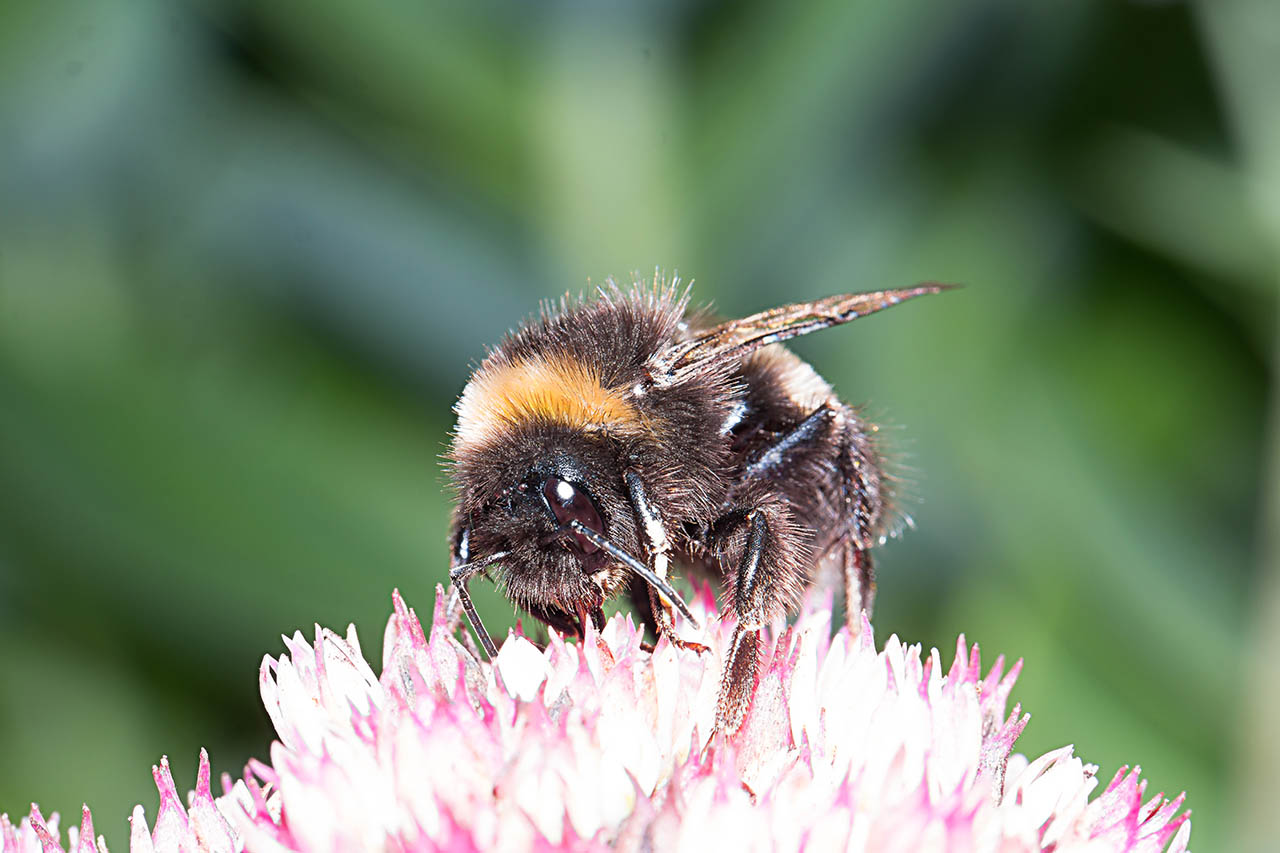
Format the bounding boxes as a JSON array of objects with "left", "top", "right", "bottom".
[{"left": 445, "top": 276, "right": 947, "bottom": 732}]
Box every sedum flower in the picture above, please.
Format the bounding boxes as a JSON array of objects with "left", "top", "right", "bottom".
[{"left": 2, "top": 587, "right": 1191, "bottom": 852}]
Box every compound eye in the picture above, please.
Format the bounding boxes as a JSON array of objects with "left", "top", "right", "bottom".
[{"left": 542, "top": 477, "right": 603, "bottom": 554}]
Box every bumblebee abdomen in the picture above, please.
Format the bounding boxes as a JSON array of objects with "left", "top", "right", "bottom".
[
  {"left": 726, "top": 344, "right": 888, "bottom": 553},
  {"left": 741, "top": 345, "right": 836, "bottom": 420}
]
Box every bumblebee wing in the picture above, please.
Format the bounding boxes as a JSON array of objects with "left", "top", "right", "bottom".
[{"left": 656, "top": 283, "right": 953, "bottom": 380}]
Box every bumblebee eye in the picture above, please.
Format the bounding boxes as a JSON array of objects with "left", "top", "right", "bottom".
[{"left": 542, "top": 477, "right": 603, "bottom": 554}]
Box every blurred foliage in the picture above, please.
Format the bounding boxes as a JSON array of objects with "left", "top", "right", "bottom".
[{"left": 0, "top": 0, "right": 1276, "bottom": 849}]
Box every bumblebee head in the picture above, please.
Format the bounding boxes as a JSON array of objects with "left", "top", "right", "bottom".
[{"left": 448, "top": 423, "right": 639, "bottom": 620}]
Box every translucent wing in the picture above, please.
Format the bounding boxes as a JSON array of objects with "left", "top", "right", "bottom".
[{"left": 653, "top": 283, "right": 953, "bottom": 381}]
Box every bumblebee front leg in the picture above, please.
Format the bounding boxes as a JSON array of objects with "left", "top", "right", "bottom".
[
  {"left": 712, "top": 498, "right": 804, "bottom": 733},
  {"left": 624, "top": 471, "right": 708, "bottom": 654},
  {"left": 444, "top": 526, "right": 512, "bottom": 660},
  {"left": 444, "top": 525, "right": 484, "bottom": 658}
]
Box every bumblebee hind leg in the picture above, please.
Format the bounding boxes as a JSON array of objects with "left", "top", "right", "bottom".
[
  {"left": 832, "top": 407, "right": 886, "bottom": 627},
  {"left": 841, "top": 537, "right": 876, "bottom": 626}
]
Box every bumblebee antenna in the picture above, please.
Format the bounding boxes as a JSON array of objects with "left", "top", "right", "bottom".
[
  {"left": 449, "top": 550, "right": 509, "bottom": 658},
  {"left": 566, "top": 520, "right": 700, "bottom": 629}
]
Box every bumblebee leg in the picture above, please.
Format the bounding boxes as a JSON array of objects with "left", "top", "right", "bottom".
[
  {"left": 444, "top": 524, "right": 487, "bottom": 659},
  {"left": 447, "top": 546, "right": 511, "bottom": 660},
  {"left": 716, "top": 508, "right": 768, "bottom": 733},
  {"left": 624, "top": 471, "right": 709, "bottom": 654},
  {"left": 841, "top": 537, "right": 876, "bottom": 627},
  {"left": 742, "top": 400, "right": 872, "bottom": 614},
  {"left": 647, "top": 591, "right": 710, "bottom": 653},
  {"left": 450, "top": 569, "right": 498, "bottom": 658},
  {"left": 830, "top": 407, "right": 885, "bottom": 627},
  {"left": 442, "top": 525, "right": 471, "bottom": 636},
  {"left": 713, "top": 501, "right": 804, "bottom": 733},
  {"left": 447, "top": 595, "right": 484, "bottom": 660},
  {"left": 718, "top": 622, "right": 761, "bottom": 733},
  {"left": 743, "top": 404, "right": 837, "bottom": 479}
]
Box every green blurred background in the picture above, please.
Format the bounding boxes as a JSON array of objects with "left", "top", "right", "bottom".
[{"left": 2, "top": 0, "right": 1278, "bottom": 849}]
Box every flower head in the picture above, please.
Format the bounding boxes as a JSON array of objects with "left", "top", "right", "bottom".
[{"left": 2, "top": 587, "right": 1191, "bottom": 852}]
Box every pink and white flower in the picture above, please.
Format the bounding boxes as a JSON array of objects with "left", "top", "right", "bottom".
[{"left": 1, "top": 587, "right": 1191, "bottom": 852}]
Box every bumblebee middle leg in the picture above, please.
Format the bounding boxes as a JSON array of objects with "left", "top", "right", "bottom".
[
  {"left": 742, "top": 399, "right": 883, "bottom": 628},
  {"left": 711, "top": 495, "right": 807, "bottom": 733}
]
